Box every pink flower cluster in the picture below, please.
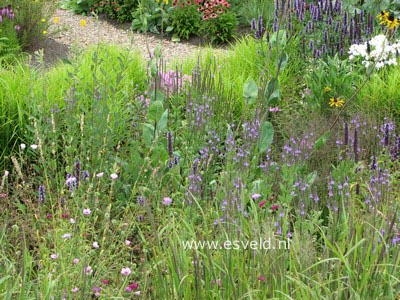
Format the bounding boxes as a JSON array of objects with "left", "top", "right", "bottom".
[
  {"left": 158, "top": 70, "right": 191, "bottom": 95},
  {"left": 198, "top": 0, "right": 231, "bottom": 20}
]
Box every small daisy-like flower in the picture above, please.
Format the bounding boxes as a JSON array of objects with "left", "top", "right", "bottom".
[
  {"left": 271, "top": 205, "right": 279, "bottom": 211},
  {"left": 125, "top": 240, "right": 131, "bottom": 246},
  {"left": 30, "top": 144, "right": 38, "bottom": 150},
  {"left": 50, "top": 254, "right": 58, "bottom": 259},
  {"left": 329, "top": 97, "right": 345, "bottom": 108},
  {"left": 251, "top": 193, "right": 262, "bottom": 200},
  {"left": 41, "top": 18, "right": 46, "bottom": 22},
  {"left": 125, "top": 282, "right": 139, "bottom": 292},
  {"left": 62, "top": 233, "right": 72, "bottom": 239},
  {"left": 323, "top": 86, "right": 332, "bottom": 93},
  {"left": 80, "top": 19, "right": 87, "bottom": 27},
  {"left": 259, "top": 200, "right": 267, "bottom": 208},
  {"left": 121, "top": 267, "right": 132, "bottom": 276},
  {"left": 71, "top": 287, "right": 79, "bottom": 293},
  {"left": 42, "top": 30, "right": 47, "bottom": 35},
  {"left": 93, "top": 241, "right": 99, "bottom": 248},
  {"left": 83, "top": 208, "right": 91, "bottom": 215},
  {"left": 4, "top": 170, "right": 9, "bottom": 177},
  {"left": 73, "top": 258, "right": 80, "bottom": 264},
  {"left": 20, "top": 143, "right": 26, "bottom": 150},
  {"left": 70, "top": 218, "right": 76, "bottom": 224},
  {"left": 85, "top": 265, "right": 93, "bottom": 275},
  {"left": 96, "top": 172, "right": 104, "bottom": 178},
  {"left": 110, "top": 173, "right": 118, "bottom": 180},
  {"left": 162, "top": 197, "right": 172, "bottom": 205},
  {"left": 53, "top": 16, "right": 59, "bottom": 24}
]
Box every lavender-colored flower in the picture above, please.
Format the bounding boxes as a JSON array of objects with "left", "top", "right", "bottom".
[
  {"left": 38, "top": 185, "right": 45, "bottom": 204},
  {"left": 162, "top": 197, "right": 172, "bottom": 205}
]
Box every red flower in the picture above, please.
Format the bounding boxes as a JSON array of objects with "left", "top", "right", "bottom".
[
  {"left": 258, "top": 275, "right": 265, "bottom": 281},
  {"left": 259, "top": 200, "right": 267, "bottom": 208},
  {"left": 101, "top": 279, "right": 110, "bottom": 285},
  {"left": 271, "top": 205, "right": 279, "bottom": 211},
  {"left": 62, "top": 213, "right": 69, "bottom": 219}
]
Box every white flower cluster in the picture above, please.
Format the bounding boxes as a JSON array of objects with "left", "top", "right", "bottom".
[{"left": 348, "top": 34, "right": 400, "bottom": 69}]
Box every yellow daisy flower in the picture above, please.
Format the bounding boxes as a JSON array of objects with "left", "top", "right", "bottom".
[
  {"left": 329, "top": 97, "right": 345, "bottom": 108},
  {"left": 42, "top": 30, "right": 47, "bottom": 35},
  {"left": 377, "top": 10, "right": 389, "bottom": 24},
  {"left": 80, "top": 19, "right": 87, "bottom": 27},
  {"left": 41, "top": 18, "right": 46, "bottom": 23},
  {"left": 324, "top": 86, "right": 332, "bottom": 93},
  {"left": 53, "top": 16, "right": 60, "bottom": 24},
  {"left": 386, "top": 15, "right": 400, "bottom": 30}
]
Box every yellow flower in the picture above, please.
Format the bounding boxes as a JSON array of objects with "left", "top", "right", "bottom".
[
  {"left": 41, "top": 18, "right": 46, "bottom": 23},
  {"left": 386, "top": 15, "right": 400, "bottom": 30},
  {"left": 329, "top": 97, "right": 345, "bottom": 108},
  {"left": 80, "top": 19, "right": 87, "bottom": 27},
  {"left": 165, "top": 0, "right": 169, "bottom": 4},
  {"left": 42, "top": 30, "right": 47, "bottom": 35},
  {"left": 377, "top": 10, "right": 389, "bottom": 24},
  {"left": 324, "top": 86, "right": 332, "bottom": 93},
  {"left": 53, "top": 16, "right": 59, "bottom": 24}
]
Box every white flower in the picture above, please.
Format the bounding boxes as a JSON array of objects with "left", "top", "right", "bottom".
[
  {"left": 125, "top": 240, "right": 131, "bottom": 246},
  {"left": 30, "top": 144, "right": 38, "bottom": 150},
  {"left": 50, "top": 254, "right": 58, "bottom": 259},
  {"left": 92, "top": 241, "right": 99, "bottom": 248},
  {"left": 110, "top": 173, "right": 118, "bottom": 180},
  {"left": 4, "top": 171, "right": 9, "bottom": 177},
  {"left": 70, "top": 218, "right": 76, "bottom": 224},
  {"left": 62, "top": 233, "right": 72, "bottom": 239},
  {"left": 96, "top": 172, "right": 104, "bottom": 178},
  {"left": 20, "top": 143, "right": 26, "bottom": 150}
]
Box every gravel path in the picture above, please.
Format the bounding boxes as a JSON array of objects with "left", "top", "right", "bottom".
[{"left": 33, "top": 8, "right": 228, "bottom": 66}]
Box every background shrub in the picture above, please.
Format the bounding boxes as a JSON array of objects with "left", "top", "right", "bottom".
[
  {"left": 169, "top": 0, "right": 201, "bottom": 40},
  {"left": 89, "top": 0, "right": 139, "bottom": 23},
  {"left": 3, "top": 0, "right": 56, "bottom": 50}
]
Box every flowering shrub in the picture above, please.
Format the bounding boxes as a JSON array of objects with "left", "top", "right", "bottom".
[
  {"left": 0, "top": 5, "right": 20, "bottom": 62},
  {"left": 199, "top": 0, "right": 237, "bottom": 44},
  {"left": 348, "top": 34, "right": 400, "bottom": 69},
  {"left": 89, "top": 0, "right": 139, "bottom": 23},
  {"left": 169, "top": 0, "right": 201, "bottom": 40}
]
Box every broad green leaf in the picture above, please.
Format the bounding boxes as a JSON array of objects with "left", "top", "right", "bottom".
[
  {"left": 148, "top": 100, "right": 164, "bottom": 122},
  {"left": 142, "top": 123, "right": 155, "bottom": 146},
  {"left": 158, "top": 109, "right": 168, "bottom": 132},
  {"left": 278, "top": 51, "right": 288, "bottom": 71},
  {"left": 243, "top": 79, "right": 258, "bottom": 103},
  {"left": 258, "top": 121, "right": 274, "bottom": 153},
  {"left": 313, "top": 131, "right": 330, "bottom": 150}
]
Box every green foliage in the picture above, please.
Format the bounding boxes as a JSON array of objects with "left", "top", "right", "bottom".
[
  {"left": 304, "top": 54, "right": 361, "bottom": 113},
  {"left": 90, "top": 0, "right": 140, "bottom": 23},
  {"left": 169, "top": 0, "right": 201, "bottom": 40},
  {"left": 62, "top": 0, "right": 98, "bottom": 15},
  {"left": 131, "top": 0, "right": 171, "bottom": 33},
  {"left": 5, "top": 0, "right": 56, "bottom": 50},
  {"left": 200, "top": 9, "right": 238, "bottom": 45}
]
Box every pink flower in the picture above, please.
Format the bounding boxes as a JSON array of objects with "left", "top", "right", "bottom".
[
  {"left": 269, "top": 107, "right": 280, "bottom": 112},
  {"left": 93, "top": 241, "right": 100, "bottom": 248},
  {"left": 73, "top": 258, "right": 80, "bottom": 264},
  {"left": 101, "top": 279, "right": 110, "bottom": 285},
  {"left": 121, "top": 267, "right": 132, "bottom": 276},
  {"left": 271, "top": 205, "right": 279, "bottom": 211},
  {"left": 85, "top": 265, "right": 93, "bottom": 275},
  {"left": 110, "top": 173, "right": 118, "bottom": 180},
  {"left": 50, "top": 253, "right": 58, "bottom": 259},
  {"left": 62, "top": 233, "right": 72, "bottom": 239},
  {"left": 71, "top": 287, "right": 79, "bottom": 293},
  {"left": 125, "top": 282, "right": 139, "bottom": 292},
  {"left": 258, "top": 275, "right": 265, "bottom": 281},
  {"left": 251, "top": 193, "right": 262, "bottom": 200},
  {"left": 259, "top": 200, "right": 267, "bottom": 208},
  {"left": 162, "top": 197, "right": 172, "bottom": 205},
  {"left": 125, "top": 240, "right": 131, "bottom": 246},
  {"left": 83, "top": 208, "right": 91, "bottom": 215}
]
